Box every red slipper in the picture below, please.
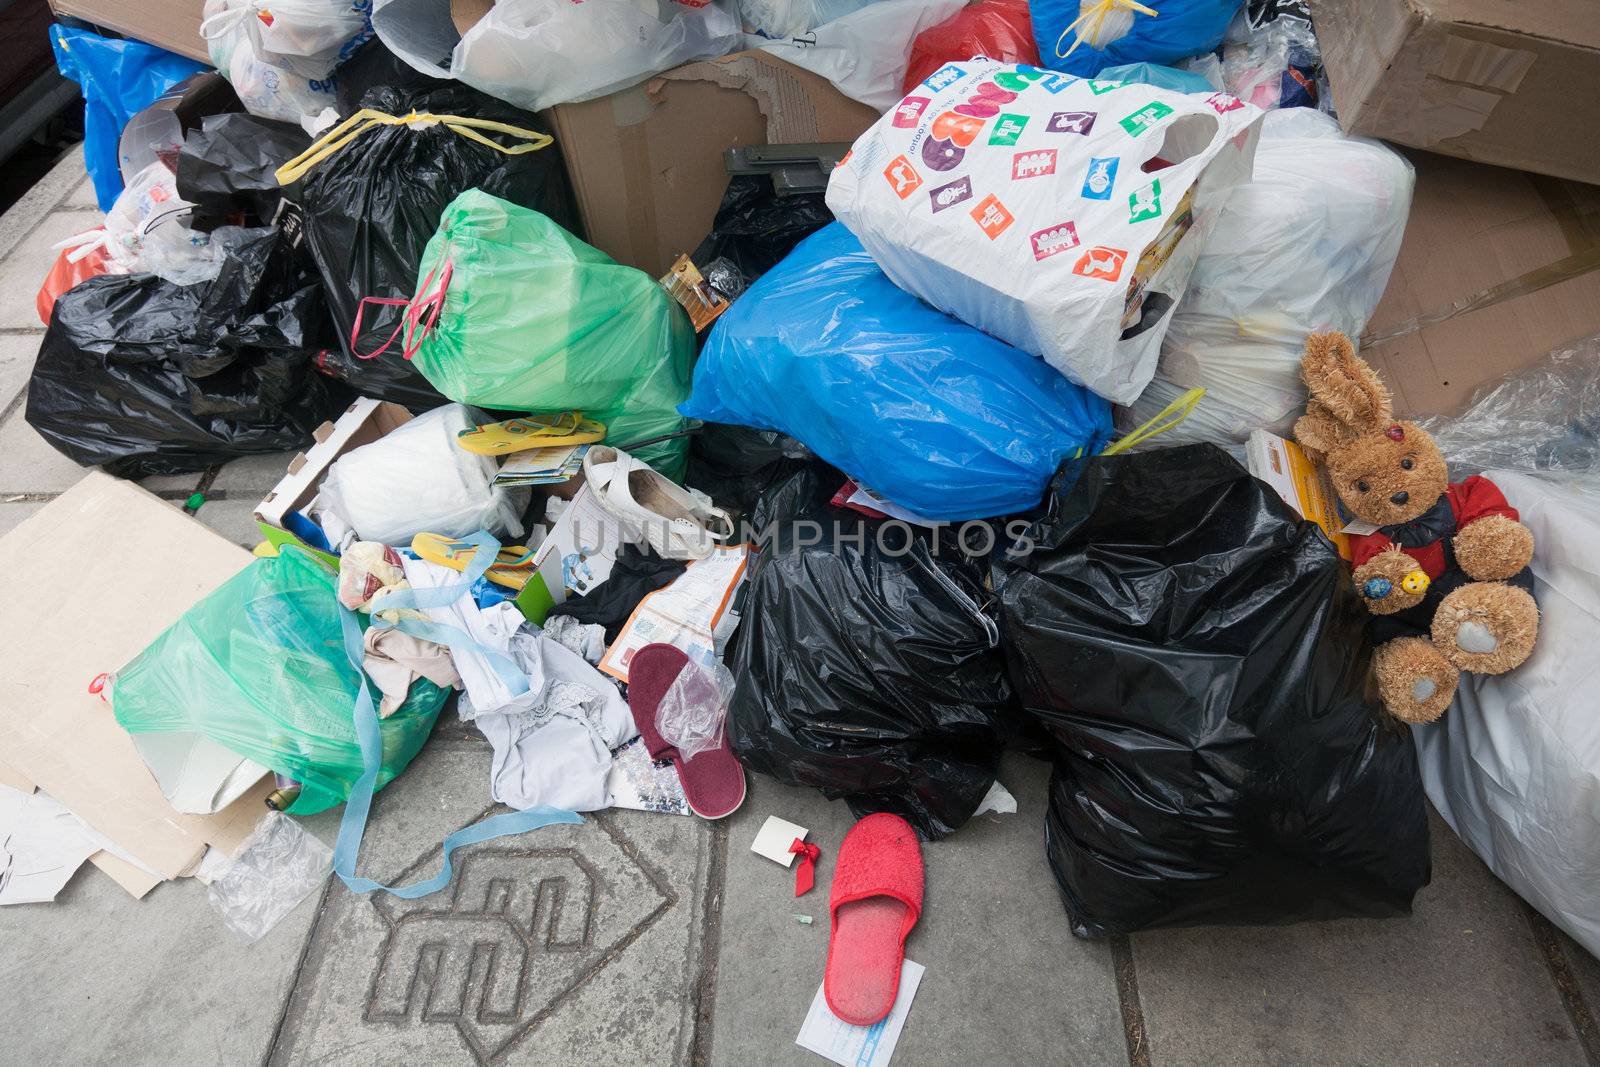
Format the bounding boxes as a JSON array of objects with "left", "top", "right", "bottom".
[
  {"left": 627, "top": 643, "right": 746, "bottom": 819},
  {"left": 824, "top": 812, "right": 924, "bottom": 1026}
]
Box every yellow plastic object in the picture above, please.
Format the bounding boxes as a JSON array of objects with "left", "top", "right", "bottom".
[
  {"left": 411, "top": 532, "right": 538, "bottom": 591},
  {"left": 455, "top": 412, "right": 606, "bottom": 456},
  {"left": 1401, "top": 570, "right": 1431, "bottom": 596},
  {"left": 1101, "top": 387, "right": 1205, "bottom": 456},
  {"left": 1055, "top": 0, "right": 1161, "bottom": 59},
  {"left": 275, "top": 109, "right": 554, "bottom": 186}
]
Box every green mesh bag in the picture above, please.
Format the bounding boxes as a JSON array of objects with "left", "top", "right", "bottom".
[
  {"left": 408, "top": 188, "right": 696, "bottom": 479},
  {"left": 111, "top": 545, "right": 448, "bottom": 814}
]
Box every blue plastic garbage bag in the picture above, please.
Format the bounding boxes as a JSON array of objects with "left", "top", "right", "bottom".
[
  {"left": 680, "top": 224, "right": 1113, "bottom": 521},
  {"left": 1097, "top": 61, "right": 1216, "bottom": 93},
  {"left": 1031, "top": 0, "right": 1240, "bottom": 78},
  {"left": 50, "top": 25, "right": 207, "bottom": 211}
]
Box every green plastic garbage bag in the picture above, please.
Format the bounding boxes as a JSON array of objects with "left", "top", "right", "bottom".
[
  {"left": 410, "top": 189, "right": 696, "bottom": 479},
  {"left": 111, "top": 545, "right": 449, "bottom": 815}
]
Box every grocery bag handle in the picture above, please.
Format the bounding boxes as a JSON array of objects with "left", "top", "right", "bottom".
[
  {"left": 1101, "top": 386, "right": 1205, "bottom": 456},
  {"left": 349, "top": 258, "right": 453, "bottom": 362},
  {"left": 275, "top": 108, "right": 555, "bottom": 186},
  {"left": 1054, "top": 0, "right": 1159, "bottom": 60}
]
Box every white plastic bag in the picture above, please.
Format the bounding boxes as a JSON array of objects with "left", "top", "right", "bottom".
[
  {"left": 1415, "top": 471, "right": 1600, "bottom": 956},
  {"left": 201, "top": 812, "right": 333, "bottom": 943},
  {"left": 202, "top": 0, "right": 371, "bottom": 79},
  {"left": 320, "top": 404, "right": 530, "bottom": 546},
  {"left": 753, "top": 0, "right": 966, "bottom": 112},
  {"left": 656, "top": 660, "right": 735, "bottom": 760},
  {"left": 827, "top": 60, "right": 1263, "bottom": 404},
  {"left": 65, "top": 162, "right": 234, "bottom": 286},
  {"left": 203, "top": 0, "right": 353, "bottom": 123},
  {"left": 373, "top": 0, "right": 743, "bottom": 113},
  {"left": 1120, "top": 109, "right": 1412, "bottom": 443},
  {"left": 739, "top": 0, "right": 879, "bottom": 39}
]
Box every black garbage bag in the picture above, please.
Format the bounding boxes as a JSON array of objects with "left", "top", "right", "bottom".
[
  {"left": 691, "top": 174, "right": 832, "bottom": 301},
  {"left": 727, "top": 466, "right": 1022, "bottom": 839},
  {"left": 26, "top": 227, "right": 344, "bottom": 478},
  {"left": 334, "top": 37, "right": 453, "bottom": 115},
  {"left": 683, "top": 422, "right": 815, "bottom": 522},
  {"left": 996, "top": 445, "right": 1432, "bottom": 937},
  {"left": 177, "top": 113, "right": 311, "bottom": 227},
  {"left": 285, "top": 82, "right": 577, "bottom": 410}
]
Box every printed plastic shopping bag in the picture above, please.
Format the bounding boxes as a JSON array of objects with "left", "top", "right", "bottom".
[
  {"left": 826, "top": 59, "right": 1263, "bottom": 404},
  {"left": 111, "top": 545, "right": 449, "bottom": 815},
  {"left": 1121, "top": 109, "right": 1413, "bottom": 444},
  {"left": 405, "top": 190, "right": 695, "bottom": 479},
  {"left": 372, "top": 0, "right": 742, "bottom": 113},
  {"left": 202, "top": 0, "right": 367, "bottom": 122},
  {"left": 682, "top": 223, "right": 1111, "bottom": 519},
  {"left": 1031, "top": 0, "right": 1240, "bottom": 79}
]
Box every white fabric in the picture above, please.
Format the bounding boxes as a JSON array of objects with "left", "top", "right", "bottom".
[
  {"left": 1414, "top": 471, "right": 1600, "bottom": 956},
  {"left": 321, "top": 404, "right": 528, "bottom": 547},
  {"left": 752, "top": 0, "right": 966, "bottom": 113},
  {"left": 1121, "top": 108, "right": 1414, "bottom": 444},
  {"left": 827, "top": 59, "right": 1264, "bottom": 405}
]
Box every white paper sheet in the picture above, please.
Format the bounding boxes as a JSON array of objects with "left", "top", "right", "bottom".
[
  {"left": 1, "top": 785, "right": 109, "bottom": 904},
  {"left": 751, "top": 816, "right": 810, "bottom": 867},
  {"left": 796, "top": 959, "right": 925, "bottom": 1067}
]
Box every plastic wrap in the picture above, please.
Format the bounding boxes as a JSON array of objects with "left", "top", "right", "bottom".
[
  {"left": 997, "top": 445, "right": 1432, "bottom": 936},
  {"left": 727, "top": 468, "right": 1022, "bottom": 838},
  {"left": 408, "top": 190, "right": 695, "bottom": 479},
  {"left": 682, "top": 223, "right": 1112, "bottom": 520},
  {"left": 741, "top": 0, "right": 880, "bottom": 39},
  {"left": 1415, "top": 471, "right": 1600, "bottom": 956},
  {"left": 657, "top": 660, "right": 735, "bottom": 760},
  {"left": 320, "top": 404, "right": 529, "bottom": 546},
  {"left": 1120, "top": 109, "right": 1413, "bottom": 444},
  {"left": 203, "top": 812, "right": 333, "bottom": 943},
  {"left": 1031, "top": 0, "right": 1241, "bottom": 79},
  {"left": 1097, "top": 61, "right": 1217, "bottom": 93},
  {"left": 1416, "top": 339, "right": 1600, "bottom": 490},
  {"left": 902, "top": 0, "right": 1038, "bottom": 95},
  {"left": 112, "top": 546, "right": 450, "bottom": 814},
  {"left": 285, "top": 83, "right": 576, "bottom": 410},
  {"left": 1219, "top": 15, "right": 1320, "bottom": 110}
]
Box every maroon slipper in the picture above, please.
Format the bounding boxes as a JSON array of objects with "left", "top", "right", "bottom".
[{"left": 627, "top": 643, "right": 746, "bottom": 819}]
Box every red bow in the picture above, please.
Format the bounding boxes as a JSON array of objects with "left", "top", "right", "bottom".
[{"left": 790, "top": 837, "right": 821, "bottom": 897}]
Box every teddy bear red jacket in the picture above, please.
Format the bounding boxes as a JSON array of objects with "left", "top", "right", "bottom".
[{"left": 1348, "top": 475, "right": 1520, "bottom": 576}]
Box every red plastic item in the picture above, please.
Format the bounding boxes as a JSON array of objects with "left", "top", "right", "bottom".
[
  {"left": 36, "top": 244, "right": 111, "bottom": 325},
  {"left": 824, "top": 813, "right": 925, "bottom": 1026},
  {"left": 902, "top": 0, "right": 1040, "bottom": 97}
]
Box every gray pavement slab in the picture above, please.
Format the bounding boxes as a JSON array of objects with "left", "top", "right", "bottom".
[
  {"left": 64, "top": 170, "right": 99, "bottom": 210},
  {"left": 0, "top": 208, "right": 103, "bottom": 329},
  {"left": 1131, "top": 808, "right": 1588, "bottom": 1067},
  {"left": 0, "top": 403, "right": 93, "bottom": 493},
  {"left": 210, "top": 450, "right": 297, "bottom": 493},
  {"left": 193, "top": 494, "right": 269, "bottom": 548},
  {"left": 270, "top": 734, "right": 716, "bottom": 1066},
  {"left": 709, "top": 754, "right": 1128, "bottom": 1067},
  {"left": 0, "top": 147, "right": 91, "bottom": 257},
  {"left": 0, "top": 497, "right": 46, "bottom": 535},
  {"left": 0, "top": 330, "right": 43, "bottom": 413}
]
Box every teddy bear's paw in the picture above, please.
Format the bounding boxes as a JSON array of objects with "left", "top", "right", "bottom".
[
  {"left": 1433, "top": 582, "right": 1539, "bottom": 675},
  {"left": 1354, "top": 547, "right": 1427, "bottom": 615},
  {"left": 1452, "top": 514, "right": 1535, "bottom": 581},
  {"left": 1373, "top": 636, "right": 1459, "bottom": 723}
]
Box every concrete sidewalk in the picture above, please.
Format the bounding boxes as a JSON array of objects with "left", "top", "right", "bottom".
[{"left": 3, "top": 148, "right": 1598, "bottom": 1067}]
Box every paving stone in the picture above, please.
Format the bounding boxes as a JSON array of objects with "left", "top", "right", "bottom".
[
  {"left": 211, "top": 450, "right": 297, "bottom": 493},
  {"left": 0, "top": 209, "right": 105, "bottom": 328},
  {"left": 708, "top": 754, "right": 1128, "bottom": 1067},
  {"left": 0, "top": 404, "right": 94, "bottom": 493},
  {"left": 0, "top": 498, "right": 46, "bottom": 535},
  {"left": 0, "top": 146, "right": 91, "bottom": 257},
  {"left": 0, "top": 330, "right": 43, "bottom": 414},
  {"left": 1556, "top": 928, "right": 1600, "bottom": 1018},
  {"left": 270, "top": 738, "right": 715, "bottom": 1066},
  {"left": 64, "top": 171, "right": 99, "bottom": 210},
  {"left": 192, "top": 494, "right": 269, "bottom": 549},
  {"left": 1132, "top": 808, "right": 1587, "bottom": 1067},
  {"left": 0, "top": 846, "right": 323, "bottom": 1066}
]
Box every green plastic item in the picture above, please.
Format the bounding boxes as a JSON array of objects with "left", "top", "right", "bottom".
[
  {"left": 111, "top": 545, "right": 449, "bottom": 815},
  {"left": 410, "top": 189, "right": 697, "bottom": 479}
]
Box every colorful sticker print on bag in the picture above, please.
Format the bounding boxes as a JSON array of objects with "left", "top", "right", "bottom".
[
  {"left": 1030, "top": 221, "right": 1081, "bottom": 261},
  {"left": 1206, "top": 92, "right": 1245, "bottom": 114},
  {"left": 1081, "top": 157, "right": 1119, "bottom": 200},
  {"left": 1048, "top": 111, "right": 1097, "bottom": 135},
  {"left": 1129, "top": 179, "right": 1162, "bottom": 222},
  {"left": 1119, "top": 101, "right": 1174, "bottom": 137},
  {"left": 1012, "top": 148, "right": 1057, "bottom": 180},
  {"left": 928, "top": 176, "right": 974, "bottom": 214},
  {"left": 971, "top": 194, "right": 1015, "bottom": 239},
  {"left": 989, "top": 113, "right": 1029, "bottom": 146},
  {"left": 923, "top": 63, "right": 969, "bottom": 92},
  {"left": 883, "top": 155, "right": 923, "bottom": 199},
  {"left": 893, "top": 97, "right": 931, "bottom": 128},
  {"left": 1072, "top": 245, "right": 1128, "bottom": 281}
]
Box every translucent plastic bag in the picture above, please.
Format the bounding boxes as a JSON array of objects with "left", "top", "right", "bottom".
[
  {"left": 408, "top": 190, "right": 695, "bottom": 479},
  {"left": 657, "top": 661, "right": 735, "bottom": 760},
  {"left": 202, "top": 812, "right": 333, "bottom": 942},
  {"left": 202, "top": 0, "right": 350, "bottom": 122},
  {"left": 1417, "top": 338, "right": 1600, "bottom": 491},
  {"left": 199, "top": 0, "right": 371, "bottom": 80},
  {"left": 1120, "top": 109, "right": 1412, "bottom": 444},
  {"left": 902, "top": 0, "right": 1038, "bottom": 95},
  {"left": 320, "top": 404, "right": 530, "bottom": 546},
  {"left": 741, "top": 0, "right": 880, "bottom": 39},
  {"left": 111, "top": 546, "right": 451, "bottom": 814}
]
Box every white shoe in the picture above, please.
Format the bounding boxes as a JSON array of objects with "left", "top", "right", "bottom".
[{"left": 582, "top": 446, "right": 734, "bottom": 560}]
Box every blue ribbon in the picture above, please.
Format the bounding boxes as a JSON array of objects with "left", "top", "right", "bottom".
[{"left": 331, "top": 530, "right": 580, "bottom": 897}]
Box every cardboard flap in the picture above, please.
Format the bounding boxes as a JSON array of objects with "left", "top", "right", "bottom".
[{"left": 0, "top": 472, "right": 267, "bottom": 889}]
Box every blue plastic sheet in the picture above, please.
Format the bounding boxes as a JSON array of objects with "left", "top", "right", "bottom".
[
  {"left": 1097, "top": 61, "right": 1216, "bottom": 93},
  {"left": 680, "top": 224, "right": 1113, "bottom": 520},
  {"left": 1030, "top": 0, "right": 1240, "bottom": 78},
  {"left": 50, "top": 25, "right": 207, "bottom": 211}
]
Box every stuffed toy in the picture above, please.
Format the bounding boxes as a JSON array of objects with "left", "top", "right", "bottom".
[{"left": 1294, "top": 332, "right": 1539, "bottom": 723}]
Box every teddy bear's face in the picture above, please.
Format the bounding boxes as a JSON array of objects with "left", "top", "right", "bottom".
[{"left": 1325, "top": 420, "right": 1450, "bottom": 528}]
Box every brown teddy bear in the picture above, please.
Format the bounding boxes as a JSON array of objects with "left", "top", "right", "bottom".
[{"left": 1293, "top": 332, "right": 1539, "bottom": 723}]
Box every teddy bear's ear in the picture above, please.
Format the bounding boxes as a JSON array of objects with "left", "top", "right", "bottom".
[
  {"left": 1300, "top": 332, "right": 1393, "bottom": 435},
  {"left": 1294, "top": 403, "right": 1352, "bottom": 463}
]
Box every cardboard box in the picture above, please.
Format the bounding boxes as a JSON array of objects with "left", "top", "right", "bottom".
[
  {"left": 1314, "top": 0, "right": 1600, "bottom": 184},
  {"left": 1359, "top": 149, "right": 1600, "bottom": 416},
  {"left": 50, "top": 0, "right": 208, "bottom": 63},
  {"left": 547, "top": 50, "right": 879, "bottom": 276},
  {"left": 0, "top": 472, "right": 269, "bottom": 898}
]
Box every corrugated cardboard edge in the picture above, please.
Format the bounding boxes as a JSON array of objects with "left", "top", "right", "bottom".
[{"left": 658, "top": 51, "right": 837, "bottom": 144}]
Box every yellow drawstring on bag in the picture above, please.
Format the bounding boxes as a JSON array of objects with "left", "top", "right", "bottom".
[
  {"left": 275, "top": 108, "right": 554, "bottom": 186},
  {"left": 1055, "top": 0, "right": 1160, "bottom": 61},
  {"left": 1101, "top": 387, "right": 1204, "bottom": 456}
]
